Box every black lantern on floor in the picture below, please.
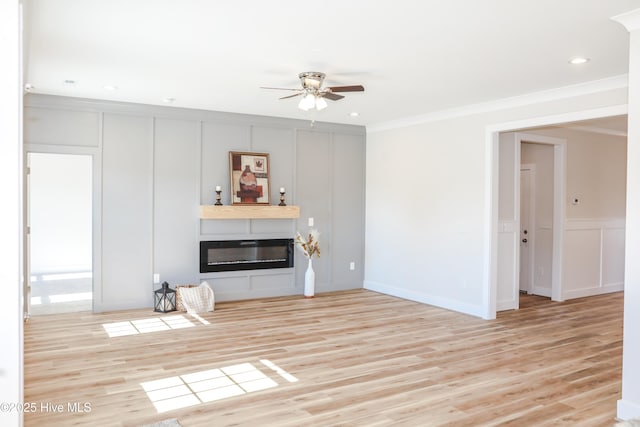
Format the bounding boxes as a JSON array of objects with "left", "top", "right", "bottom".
[{"left": 154, "top": 281, "right": 176, "bottom": 313}]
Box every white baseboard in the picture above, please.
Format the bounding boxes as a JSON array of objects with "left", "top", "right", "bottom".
[
  {"left": 618, "top": 399, "right": 640, "bottom": 421},
  {"left": 363, "top": 280, "right": 485, "bottom": 318},
  {"left": 563, "top": 282, "right": 624, "bottom": 300},
  {"left": 531, "top": 286, "right": 552, "bottom": 297},
  {"left": 496, "top": 300, "right": 516, "bottom": 311}
]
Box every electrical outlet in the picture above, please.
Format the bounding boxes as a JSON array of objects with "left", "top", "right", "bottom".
[
  {"left": 349, "top": 262, "right": 355, "bottom": 271},
  {"left": 308, "top": 217, "right": 314, "bottom": 227},
  {"left": 153, "top": 273, "right": 160, "bottom": 284}
]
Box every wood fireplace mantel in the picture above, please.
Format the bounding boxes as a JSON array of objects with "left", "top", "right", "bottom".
[{"left": 199, "top": 205, "right": 300, "bottom": 219}]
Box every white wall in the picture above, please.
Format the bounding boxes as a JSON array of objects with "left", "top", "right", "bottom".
[
  {"left": 530, "top": 127, "right": 627, "bottom": 219},
  {"left": 366, "top": 119, "right": 487, "bottom": 315},
  {"left": 614, "top": 8, "right": 640, "bottom": 421},
  {"left": 29, "top": 153, "right": 92, "bottom": 274},
  {"left": 522, "top": 128, "right": 627, "bottom": 299},
  {"left": 0, "top": 1, "right": 23, "bottom": 426},
  {"left": 366, "top": 85, "right": 628, "bottom": 318}
]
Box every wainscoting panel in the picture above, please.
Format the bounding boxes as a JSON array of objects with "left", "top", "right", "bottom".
[
  {"left": 24, "top": 94, "right": 365, "bottom": 310},
  {"left": 200, "top": 271, "right": 298, "bottom": 302},
  {"left": 602, "top": 227, "right": 625, "bottom": 286},
  {"left": 24, "top": 106, "right": 100, "bottom": 147},
  {"left": 250, "top": 272, "right": 296, "bottom": 291},
  {"left": 562, "top": 219, "right": 625, "bottom": 299}
]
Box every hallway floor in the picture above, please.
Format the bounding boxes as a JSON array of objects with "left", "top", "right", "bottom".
[{"left": 29, "top": 271, "right": 92, "bottom": 315}]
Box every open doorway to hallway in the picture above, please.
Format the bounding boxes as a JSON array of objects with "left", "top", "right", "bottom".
[
  {"left": 495, "top": 114, "right": 627, "bottom": 313},
  {"left": 27, "top": 153, "right": 93, "bottom": 315}
]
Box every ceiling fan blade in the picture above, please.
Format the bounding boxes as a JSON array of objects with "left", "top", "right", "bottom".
[
  {"left": 279, "top": 93, "right": 302, "bottom": 100},
  {"left": 260, "top": 86, "right": 301, "bottom": 91},
  {"left": 327, "top": 85, "right": 365, "bottom": 93},
  {"left": 323, "top": 92, "right": 345, "bottom": 101}
]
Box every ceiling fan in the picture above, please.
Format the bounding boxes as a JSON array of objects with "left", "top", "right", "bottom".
[{"left": 261, "top": 71, "right": 364, "bottom": 111}]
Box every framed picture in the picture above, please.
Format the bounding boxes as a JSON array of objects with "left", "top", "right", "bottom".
[{"left": 229, "top": 151, "right": 271, "bottom": 205}]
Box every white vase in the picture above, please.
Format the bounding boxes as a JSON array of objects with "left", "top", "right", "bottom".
[{"left": 304, "top": 257, "right": 315, "bottom": 298}]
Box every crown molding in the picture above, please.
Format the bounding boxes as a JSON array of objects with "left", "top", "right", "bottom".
[
  {"left": 612, "top": 8, "right": 640, "bottom": 32},
  {"left": 367, "top": 74, "right": 628, "bottom": 134},
  {"left": 565, "top": 125, "right": 627, "bottom": 137}
]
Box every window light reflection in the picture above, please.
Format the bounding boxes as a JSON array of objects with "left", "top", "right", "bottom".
[
  {"left": 103, "top": 315, "right": 195, "bottom": 337},
  {"left": 140, "top": 361, "right": 297, "bottom": 413}
]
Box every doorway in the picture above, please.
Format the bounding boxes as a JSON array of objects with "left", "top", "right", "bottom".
[
  {"left": 489, "top": 107, "right": 628, "bottom": 319},
  {"left": 495, "top": 132, "right": 566, "bottom": 313},
  {"left": 27, "top": 153, "right": 93, "bottom": 315},
  {"left": 519, "top": 164, "right": 534, "bottom": 294}
]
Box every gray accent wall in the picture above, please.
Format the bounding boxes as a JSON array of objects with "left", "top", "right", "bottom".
[{"left": 24, "top": 94, "right": 366, "bottom": 311}]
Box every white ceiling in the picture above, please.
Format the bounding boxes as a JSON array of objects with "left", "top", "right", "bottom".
[{"left": 23, "top": 0, "right": 640, "bottom": 127}]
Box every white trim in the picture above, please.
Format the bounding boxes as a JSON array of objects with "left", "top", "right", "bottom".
[
  {"left": 563, "top": 283, "right": 624, "bottom": 300},
  {"left": 612, "top": 9, "right": 640, "bottom": 32},
  {"left": 485, "top": 105, "right": 629, "bottom": 135},
  {"left": 564, "top": 218, "right": 626, "bottom": 230},
  {"left": 368, "top": 75, "right": 628, "bottom": 133},
  {"left": 517, "top": 133, "right": 566, "bottom": 303},
  {"left": 484, "top": 131, "right": 500, "bottom": 319},
  {"left": 566, "top": 125, "right": 627, "bottom": 137},
  {"left": 531, "top": 286, "right": 551, "bottom": 298},
  {"left": 552, "top": 142, "right": 566, "bottom": 302},
  {"left": 618, "top": 398, "right": 640, "bottom": 421},
  {"left": 486, "top": 106, "right": 627, "bottom": 319},
  {"left": 364, "top": 280, "right": 485, "bottom": 318}
]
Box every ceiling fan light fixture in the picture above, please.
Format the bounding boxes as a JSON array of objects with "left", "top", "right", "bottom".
[
  {"left": 298, "top": 93, "right": 316, "bottom": 111},
  {"left": 315, "top": 96, "right": 328, "bottom": 111}
]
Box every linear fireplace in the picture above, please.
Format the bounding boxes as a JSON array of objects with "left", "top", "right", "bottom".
[{"left": 200, "top": 239, "right": 294, "bottom": 273}]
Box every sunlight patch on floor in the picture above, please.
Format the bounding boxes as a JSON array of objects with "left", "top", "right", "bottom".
[
  {"left": 260, "top": 359, "right": 298, "bottom": 383},
  {"left": 140, "top": 361, "right": 296, "bottom": 413},
  {"left": 187, "top": 312, "right": 210, "bottom": 325},
  {"left": 31, "top": 292, "right": 92, "bottom": 305},
  {"left": 102, "top": 315, "right": 196, "bottom": 337},
  {"left": 31, "top": 271, "right": 93, "bottom": 282}
]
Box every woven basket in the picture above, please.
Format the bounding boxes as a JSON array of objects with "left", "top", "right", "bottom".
[{"left": 175, "top": 284, "right": 199, "bottom": 311}]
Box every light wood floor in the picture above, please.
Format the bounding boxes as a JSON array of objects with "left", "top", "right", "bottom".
[{"left": 24, "top": 290, "right": 623, "bottom": 426}]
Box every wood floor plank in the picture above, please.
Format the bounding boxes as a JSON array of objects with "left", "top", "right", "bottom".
[{"left": 24, "top": 290, "right": 623, "bottom": 426}]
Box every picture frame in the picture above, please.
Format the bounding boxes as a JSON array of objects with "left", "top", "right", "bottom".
[{"left": 229, "top": 151, "right": 271, "bottom": 205}]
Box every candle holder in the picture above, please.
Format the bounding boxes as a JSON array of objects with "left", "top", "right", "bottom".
[
  {"left": 215, "top": 189, "right": 223, "bottom": 206},
  {"left": 279, "top": 189, "right": 287, "bottom": 206}
]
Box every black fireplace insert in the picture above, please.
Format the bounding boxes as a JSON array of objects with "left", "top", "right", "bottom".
[{"left": 200, "top": 239, "right": 294, "bottom": 273}]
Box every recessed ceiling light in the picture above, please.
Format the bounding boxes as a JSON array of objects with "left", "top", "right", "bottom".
[
  {"left": 349, "top": 112, "right": 360, "bottom": 117},
  {"left": 63, "top": 79, "right": 76, "bottom": 85},
  {"left": 163, "top": 97, "right": 176, "bottom": 103},
  {"left": 569, "top": 57, "right": 590, "bottom": 65},
  {"left": 103, "top": 85, "right": 118, "bottom": 91}
]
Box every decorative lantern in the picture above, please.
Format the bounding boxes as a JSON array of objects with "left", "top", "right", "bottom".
[{"left": 154, "top": 281, "right": 176, "bottom": 313}]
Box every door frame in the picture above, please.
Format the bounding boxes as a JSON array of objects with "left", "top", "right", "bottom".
[
  {"left": 483, "top": 104, "right": 627, "bottom": 319},
  {"left": 23, "top": 146, "right": 101, "bottom": 316},
  {"left": 516, "top": 134, "right": 566, "bottom": 302},
  {"left": 519, "top": 163, "right": 536, "bottom": 294}
]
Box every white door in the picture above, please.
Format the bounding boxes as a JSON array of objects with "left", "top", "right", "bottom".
[{"left": 519, "top": 167, "right": 534, "bottom": 293}]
